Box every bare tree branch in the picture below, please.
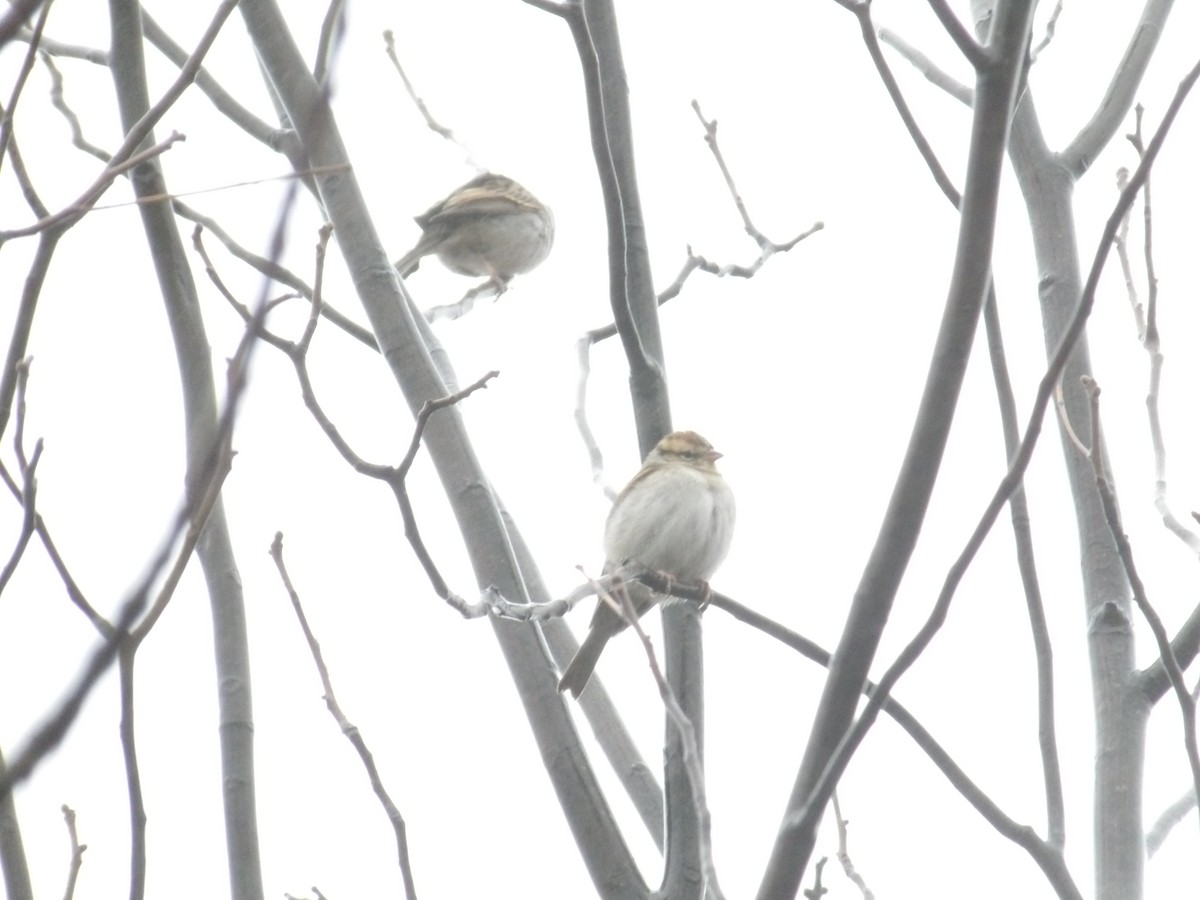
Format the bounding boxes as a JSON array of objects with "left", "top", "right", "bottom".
[
  {"left": 1028, "top": 0, "right": 1065, "bottom": 63},
  {"left": 0, "top": 0, "right": 48, "bottom": 48},
  {"left": 271, "top": 533, "right": 418, "bottom": 900},
  {"left": 879, "top": 27, "right": 972, "bottom": 103},
  {"left": 200, "top": 220, "right": 497, "bottom": 613},
  {"left": 0, "top": 0, "right": 52, "bottom": 170},
  {"left": 0, "top": 748, "right": 32, "bottom": 898},
  {"left": 598, "top": 573, "right": 723, "bottom": 900},
  {"left": 0, "top": 361, "right": 40, "bottom": 597},
  {"left": 838, "top": 6, "right": 962, "bottom": 202},
  {"left": 982, "top": 289, "right": 1066, "bottom": 849},
  {"left": 38, "top": 52, "right": 111, "bottom": 163},
  {"left": 60, "top": 805, "right": 85, "bottom": 900},
  {"left": 1113, "top": 167, "right": 1147, "bottom": 338},
  {"left": 832, "top": 793, "right": 873, "bottom": 900},
  {"left": 183, "top": 207, "right": 377, "bottom": 349},
  {"left": 313, "top": 0, "right": 347, "bottom": 86},
  {"left": 383, "top": 30, "right": 456, "bottom": 143},
  {"left": 0, "top": 132, "right": 183, "bottom": 240},
  {"left": 1146, "top": 785, "right": 1198, "bottom": 856},
  {"left": 1083, "top": 377, "right": 1200, "bottom": 825},
  {"left": 791, "top": 49, "right": 1200, "bottom": 895},
  {"left": 698, "top": 580, "right": 1080, "bottom": 896},
  {"left": 925, "top": 0, "right": 988, "bottom": 69},
  {"left": 1121, "top": 110, "right": 1200, "bottom": 556},
  {"left": 759, "top": 5, "right": 1039, "bottom": 892},
  {"left": 1062, "top": 0, "right": 1176, "bottom": 176},
  {"left": 573, "top": 99, "right": 821, "bottom": 507}
]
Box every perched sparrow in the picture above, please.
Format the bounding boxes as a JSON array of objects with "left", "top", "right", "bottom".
[
  {"left": 558, "top": 431, "right": 736, "bottom": 698},
  {"left": 393, "top": 173, "right": 554, "bottom": 286}
]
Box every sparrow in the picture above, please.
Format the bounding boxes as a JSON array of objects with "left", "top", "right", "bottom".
[
  {"left": 558, "top": 431, "right": 736, "bottom": 698},
  {"left": 393, "top": 173, "right": 554, "bottom": 287}
]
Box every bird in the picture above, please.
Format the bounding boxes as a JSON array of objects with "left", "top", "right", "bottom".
[
  {"left": 393, "top": 173, "right": 554, "bottom": 287},
  {"left": 558, "top": 431, "right": 735, "bottom": 698}
]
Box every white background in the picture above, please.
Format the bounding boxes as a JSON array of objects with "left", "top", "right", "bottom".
[{"left": 1, "top": 1, "right": 1199, "bottom": 898}]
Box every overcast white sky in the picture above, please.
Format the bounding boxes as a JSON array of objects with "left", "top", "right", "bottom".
[{"left": 1, "top": 2, "right": 1199, "bottom": 898}]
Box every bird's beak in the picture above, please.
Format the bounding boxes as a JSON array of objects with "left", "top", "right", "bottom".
[{"left": 704, "top": 450, "right": 723, "bottom": 462}]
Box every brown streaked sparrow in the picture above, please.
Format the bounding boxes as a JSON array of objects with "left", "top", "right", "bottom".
[
  {"left": 558, "top": 431, "right": 736, "bottom": 698},
  {"left": 393, "top": 173, "right": 554, "bottom": 286}
]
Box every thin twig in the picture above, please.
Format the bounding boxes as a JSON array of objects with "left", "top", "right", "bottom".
[
  {"left": 60, "top": 804, "right": 86, "bottom": 900},
  {"left": 1146, "top": 785, "right": 1198, "bottom": 856},
  {"left": 202, "top": 223, "right": 495, "bottom": 611},
  {"left": 534, "top": 564, "right": 1077, "bottom": 884},
  {"left": 878, "top": 28, "right": 972, "bottom": 103},
  {"left": 183, "top": 207, "right": 376, "bottom": 349},
  {"left": 0, "top": 0, "right": 53, "bottom": 168},
  {"left": 382, "top": 30, "right": 452, "bottom": 140},
  {"left": 925, "top": 0, "right": 989, "bottom": 69},
  {"left": 107, "top": 230, "right": 270, "bottom": 650},
  {"left": 0, "top": 359, "right": 42, "bottom": 595},
  {"left": 803, "top": 857, "right": 828, "bottom": 900},
  {"left": 15, "top": 29, "right": 108, "bottom": 63},
  {"left": 128, "top": 424, "right": 236, "bottom": 646},
  {"left": 39, "top": 51, "right": 111, "bottom": 163},
  {"left": 386, "top": 371, "right": 499, "bottom": 612},
  {"left": 1028, "top": 0, "right": 1064, "bottom": 64},
  {"left": 786, "top": 0, "right": 1068, "bottom": 874},
  {"left": 313, "top": 0, "right": 347, "bottom": 85},
  {"left": 982, "top": 288, "right": 1066, "bottom": 849},
  {"left": 572, "top": 100, "right": 822, "bottom": 499},
  {"left": 0, "top": 0, "right": 49, "bottom": 47},
  {"left": 1053, "top": 376, "right": 1091, "bottom": 458},
  {"left": 284, "top": 889, "right": 330, "bottom": 900},
  {"left": 691, "top": 101, "right": 824, "bottom": 255},
  {"left": 485, "top": 565, "right": 690, "bottom": 625},
  {"left": 192, "top": 226, "right": 297, "bottom": 351},
  {"left": 3, "top": 0, "right": 240, "bottom": 239},
  {"left": 37, "top": 51, "right": 342, "bottom": 304},
  {"left": 271, "top": 534, "right": 418, "bottom": 900},
  {"left": 0, "top": 133, "right": 184, "bottom": 240},
  {"left": 1113, "top": 167, "right": 1146, "bottom": 339},
  {"left": 1130, "top": 105, "right": 1160, "bottom": 348},
  {"left": 785, "top": 52, "right": 1200, "bottom": 894},
  {"left": 585, "top": 569, "right": 724, "bottom": 900},
  {"left": 565, "top": 1, "right": 648, "bottom": 394},
  {"left": 3, "top": 128, "right": 47, "bottom": 216},
  {"left": 841, "top": 8, "right": 962, "bottom": 203},
  {"left": 1124, "top": 108, "right": 1200, "bottom": 554},
  {"left": 832, "top": 792, "right": 873, "bottom": 899},
  {"left": 0, "top": 457, "right": 99, "bottom": 628},
  {"left": 690, "top": 100, "right": 825, "bottom": 267},
  {"left": 382, "top": 28, "right": 479, "bottom": 169},
  {"left": 1082, "top": 377, "right": 1200, "bottom": 828},
  {"left": 573, "top": 333, "right": 616, "bottom": 500},
  {"left": 0, "top": 235, "right": 269, "bottom": 797},
  {"left": 138, "top": 11, "right": 305, "bottom": 169}
]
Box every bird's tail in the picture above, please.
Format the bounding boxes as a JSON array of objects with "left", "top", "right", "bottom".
[
  {"left": 393, "top": 248, "right": 423, "bottom": 277},
  {"left": 557, "top": 631, "right": 610, "bottom": 698}
]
